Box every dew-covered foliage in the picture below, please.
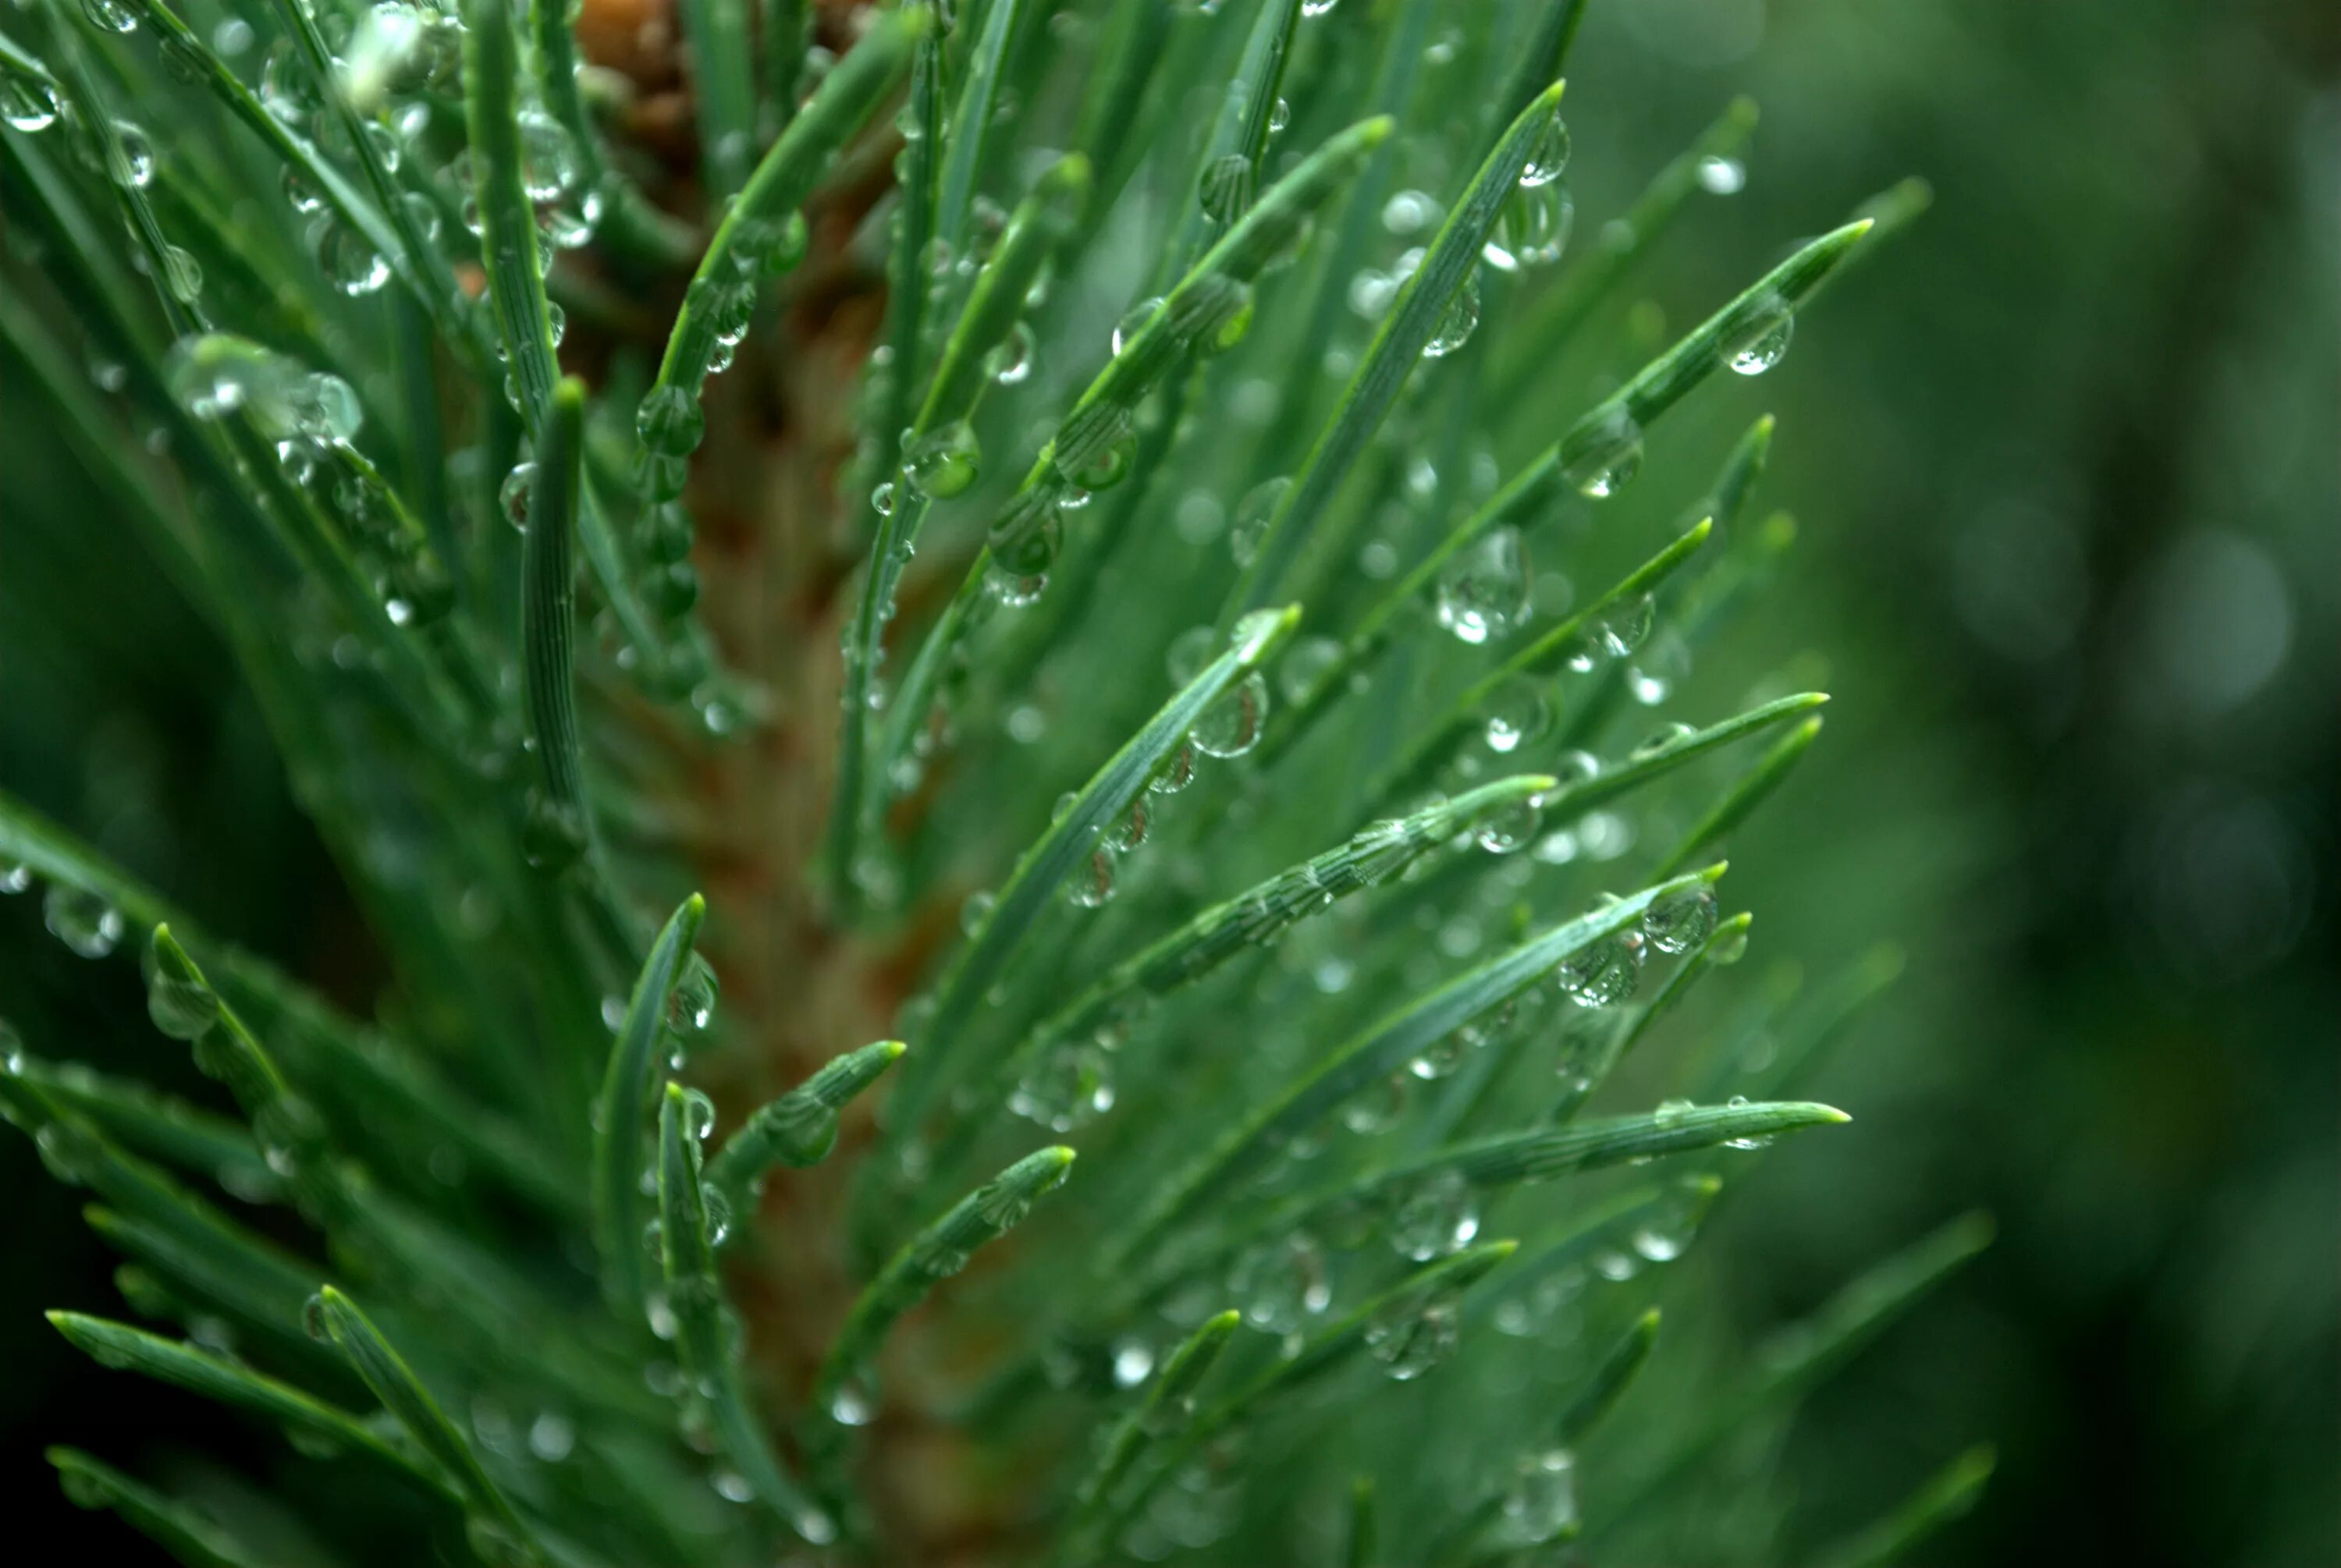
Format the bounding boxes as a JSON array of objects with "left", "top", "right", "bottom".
[{"left": 0, "top": 1, "right": 1988, "bottom": 1564}]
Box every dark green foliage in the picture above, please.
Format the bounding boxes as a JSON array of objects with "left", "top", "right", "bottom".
[{"left": 0, "top": 2, "right": 2076, "bottom": 1565}]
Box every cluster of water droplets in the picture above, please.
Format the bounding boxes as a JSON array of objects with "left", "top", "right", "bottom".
[
  {"left": 255, "top": 3, "right": 483, "bottom": 296},
  {"left": 1487, "top": 105, "right": 1575, "bottom": 278},
  {"left": 165, "top": 332, "right": 361, "bottom": 445},
  {"left": 1551, "top": 886, "right": 1718, "bottom": 1012},
  {"left": 629, "top": 197, "right": 808, "bottom": 509}
]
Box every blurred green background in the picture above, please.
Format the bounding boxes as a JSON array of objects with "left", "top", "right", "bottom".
[{"left": 3, "top": 0, "right": 2333, "bottom": 1563}]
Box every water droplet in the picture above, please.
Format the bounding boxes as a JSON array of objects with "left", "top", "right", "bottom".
[
  {"left": 960, "top": 889, "right": 996, "bottom": 936},
  {"left": 1627, "top": 630, "right": 1689, "bottom": 704},
  {"left": 1390, "top": 1170, "right": 1479, "bottom": 1260},
  {"left": 1112, "top": 1337, "right": 1156, "bottom": 1387},
  {"left": 1231, "top": 1233, "right": 1329, "bottom": 1334},
  {"left": 260, "top": 41, "right": 318, "bottom": 128},
  {"left": 1192, "top": 672, "right": 1269, "bottom": 757},
  {"left": 641, "top": 503, "right": 694, "bottom": 565},
  {"left": 158, "top": 244, "right": 203, "bottom": 304},
  {"left": 0, "top": 859, "right": 31, "bottom": 895},
  {"left": 1112, "top": 296, "right": 1163, "bottom": 357},
  {"left": 1723, "top": 299, "right": 1794, "bottom": 375},
  {"left": 988, "top": 320, "right": 1035, "bottom": 384},
  {"left": 1597, "top": 594, "right": 1656, "bottom": 659},
  {"left": 1423, "top": 267, "right": 1480, "bottom": 357},
  {"left": 2, "top": 76, "right": 61, "bottom": 133},
  {"left": 675, "top": 1089, "right": 716, "bottom": 1146},
  {"left": 1557, "top": 928, "right": 1645, "bottom": 1008},
  {"left": 1065, "top": 848, "right": 1117, "bottom": 910},
  {"left": 1519, "top": 110, "right": 1572, "bottom": 187},
  {"left": 1696, "top": 154, "right": 1746, "bottom": 194},
  {"left": 1199, "top": 153, "right": 1252, "bottom": 226},
  {"left": 1591, "top": 1247, "right": 1640, "bottom": 1281},
  {"left": 500, "top": 462, "right": 538, "bottom": 530},
  {"left": 1110, "top": 795, "right": 1150, "bottom": 854},
  {"left": 516, "top": 109, "right": 581, "bottom": 201},
  {"left": 300, "top": 1291, "right": 332, "bottom": 1342},
  {"left": 143, "top": 954, "right": 218, "bottom": 1043},
  {"left": 1642, "top": 889, "right": 1716, "bottom": 954},
  {"left": 1054, "top": 406, "right": 1135, "bottom": 491},
  {"left": 1410, "top": 1026, "right": 1472, "bottom": 1081},
  {"left": 282, "top": 165, "right": 327, "bottom": 217},
  {"left": 1010, "top": 1038, "right": 1114, "bottom": 1129},
  {"left": 988, "top": 491, "right": 1064, "bottom": 603},
  {"left": 1436, "top": 525, "right": 1531, "bottom": 644},
  {"left": 671, "top": 955, "right": 719, "bottom": 1039},
  {"left": 1482, "top": 678, "right": 1551, "bottom": 754},
  {"left": 1497, "top": 1449, "right": 1579, "bottom": 1544},
  {"left": 81, "top": 0, "right": 136, "bottom": 34},
  {"left": 1199, "top": 279, "right": 1256, "bottom": 353},
  {"left": 1147, "top": 740, "right": 1197, "bottom": 796},
  {"left": 637, "top": 385, "right": 705, "bottom": 459},
  {"left": 1228, "top": 476, "right": 1289, "bottom": 568},
  {"left": 1483, "top": 179, "right": 1573, "bottom": 271},
  {"left": 297, "top": 211, "right": 386, "bottom": 299},
  {"left": 528, "top": 1411, "right": 575, "bottom": 1462},
  {"left": 1561, "top": 410, "right": 1643, "bottom": 498},
  {"left": 108, "top": 119, "right": 155, "bottom": 190},
  {"left": 545, "top": 186, "right": 606, "bottom": 252},
  {"left": 297, "top": 372, "right": 362, "bottom": 442},
  {"left": 1630, "top": 721, "right": 1696, "bottom": 761},
  {"left": 1302, "top": 0, "right": 1339, "bottom": 16},
  {"left": 1632, "top": 1180, "right": 1709, "bottom": 1261},
  {"left": 1340, "top": 1071, "right": 1409, "bottom": 1135},
  {"left": 904, "top": 420, "right": 981, "bottom": 500},
  {"left": 829, "top": 1372, "right": 876, "bottom": 1426},
  {"left": 1475, "top": 799, "right": 1540, "bottom": 855},
  {"left": 43, "top": 885, "right": 122, "bottom": 959},
  {"left": 1382, "top": 189, "right": 1440, "bottom": 237},
  {"left": 1348, "top": 266, "right": 1398, "bottom": 319},
  {"left": 1364, "top": 1293, "right": 1459, "bottom": 1380}
]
